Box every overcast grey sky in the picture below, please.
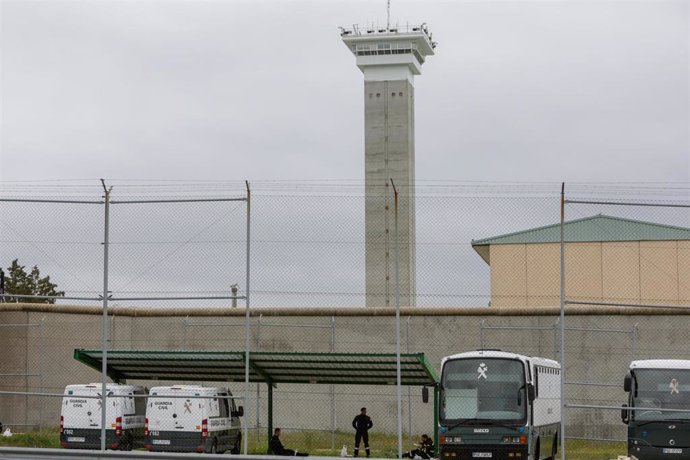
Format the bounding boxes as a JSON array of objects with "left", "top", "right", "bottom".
[
  {"left": 1, "top": 0, "right": 688, "bottom": 184},
  {"left": 1, "top": 1, "right": 689, "bottom": 307}
]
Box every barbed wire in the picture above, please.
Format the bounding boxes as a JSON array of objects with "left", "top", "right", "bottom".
[{"left": 2, "top": 179, "right": 690, "bottom": 197}]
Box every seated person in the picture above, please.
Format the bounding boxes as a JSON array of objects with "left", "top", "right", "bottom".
[
  {"left": 402, "top": 434, "right": 434, "bottom": 459},
  {"left": 270, "top": 427, "right": 309, "bottom": 456}
]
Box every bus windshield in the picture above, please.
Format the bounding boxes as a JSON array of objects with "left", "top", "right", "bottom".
[
  {"left": 633, "top": 369, "right": 690, "bottom": 421},
  {"left": 441, "top": 358, "right": 527, "bottom": 423}
]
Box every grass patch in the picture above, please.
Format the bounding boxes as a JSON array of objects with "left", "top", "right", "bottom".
[
  {"left": 259, "top": 430, "right": 416, "bottom": 457},
  {"left": 256, "top": 431, "right": 628, "bottom": 459},
  {"left": 0, "top": 428, "right": 60, "bottom": 449},
  {"left": 564, "top": 439, "right": 627, "bottom": 460},
  {"left": 0, "top": 427, "right": 627, "bottom": 458}
]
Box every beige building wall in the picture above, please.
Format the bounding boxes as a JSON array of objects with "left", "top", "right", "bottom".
[
  {"left": 640, "top": 241, "right": 678, "bottom": 303},
  {"left": 679, "top": 241, "right": 690, "bottom": 302},
  {"left": 489, "top": 240, "right": 690, "bottom": 308},
  {"left": 602, "top": 242, "right": 640, "bottom": 304},
  {"left": 490, "top": 245, "right": 527, "bottom": 306},
  {"left": 566, "top": 243, "right": 603, "bottom": 302},
  {"left": 526, "top": 244, "right": 560, "bottom": 307}
]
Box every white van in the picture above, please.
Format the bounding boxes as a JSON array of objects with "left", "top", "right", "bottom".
[
  {"left": 145, "top": 385, "right": 243, "bottom": 454},
  {"left": 60, "top": 383, "right": 147, "bottom": 450}
]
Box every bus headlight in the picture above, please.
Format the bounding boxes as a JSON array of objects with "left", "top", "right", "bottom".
[
  {"left": 442, "top": 436, "right": 462, "bottom": 443},
  {"left": 502, "top": 436, "right": 526, "bottom": 444}
]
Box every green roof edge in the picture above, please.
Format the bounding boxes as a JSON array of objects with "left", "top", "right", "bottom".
[{"left": 471, "top": 214, "right": 690, "bottom": 247}]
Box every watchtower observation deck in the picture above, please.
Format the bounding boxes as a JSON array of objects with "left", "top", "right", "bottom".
[{"left": 340, "top": 24, "right": 436, "bottom": 82}]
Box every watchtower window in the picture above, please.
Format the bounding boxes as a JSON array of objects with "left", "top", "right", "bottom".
[{"left": 353, "top": 41, "right": 415, "bottom": 57}]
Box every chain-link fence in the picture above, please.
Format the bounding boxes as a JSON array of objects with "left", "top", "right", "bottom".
[{"left": 1, "top": 180, "right": 689, "bottom": 459}]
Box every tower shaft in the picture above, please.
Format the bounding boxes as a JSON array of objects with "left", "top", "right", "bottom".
[
  {"left": 364, "top": 80, "right": 416, "bottom": 308},
  {"left": 342, "top": 24, "right": 435, "bottom": 307}
]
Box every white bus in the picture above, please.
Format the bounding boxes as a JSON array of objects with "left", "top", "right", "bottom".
[
  {"left": 438, "top": 350, "right": 561, "bottom": 460},
  {"left": 60, "top": 383, "right": 147, "bottom": 450},
  {"left": 622, "top": 359, "right": 690, "bottom": 459}
]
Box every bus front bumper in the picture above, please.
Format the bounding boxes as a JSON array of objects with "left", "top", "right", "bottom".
[{"left": 440, "top": 445, "right": 529, "bottom": 459}]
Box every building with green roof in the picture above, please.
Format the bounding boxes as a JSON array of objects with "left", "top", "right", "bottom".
[{"left": 471, "top": 215, "right": 690, "bottom": 308}]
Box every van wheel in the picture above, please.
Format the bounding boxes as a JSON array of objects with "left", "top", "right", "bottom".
[
  {"left": 550, "top": 433, "right": 558, "bottom": 459},
  {"left": 534, "top": 438, "right": 540, "bottom": 460},
  {"left": 232, "top": 433, "right": 242, "bottom": 454}
]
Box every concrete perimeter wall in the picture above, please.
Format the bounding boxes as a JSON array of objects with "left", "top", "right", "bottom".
[{"left": 1, "top": 304, "right": 688, "bottom": 442}]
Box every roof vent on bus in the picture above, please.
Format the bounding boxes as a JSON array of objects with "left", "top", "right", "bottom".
[{"left": 477, "top": 348, "right": 502, "bottom": 352}]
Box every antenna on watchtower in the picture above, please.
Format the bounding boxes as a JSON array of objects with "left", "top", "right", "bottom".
[{"left": 386, "top": 0, "right": 391, "bottom": 30}]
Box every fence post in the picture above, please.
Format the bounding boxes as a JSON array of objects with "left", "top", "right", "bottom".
[
  {"left": 243, "top": 180, "right": 251, "bottom": 455},
  {"left": 406, "top": 316, "right": 413, "bottom": 451},
  {"left": 392, "top": 180, "right": 403, "bottom": 459},
  {"left": 559, "top": 183, "right": 566, "bottom": 460},
  {"left": 257, "top": 315, "right": 262, "bottom": 434},
  {"left": 331, "top": 316, "right": 336, "bottom": 449},
  {"left": 100, "top": 180, "right": 112, "bottom": 451},
  {"left": 39, "top": 317, "right": 45, "bottom": 429}
]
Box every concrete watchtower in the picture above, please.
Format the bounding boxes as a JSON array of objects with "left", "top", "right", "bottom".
[{"left": 341, "top": 24, "right": 436, "bottom": 307}]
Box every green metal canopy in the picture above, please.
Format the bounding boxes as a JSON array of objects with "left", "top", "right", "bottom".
[
  {"left": 73, "top": 349, "right": 439, "bottom": 387},
  {"left": 74, "top": 349, "right": 440, "bottom": 453}
]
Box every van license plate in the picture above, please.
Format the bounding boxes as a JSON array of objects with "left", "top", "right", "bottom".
[
  {"left": 472, "top": 454, "right": 492, "bottom": 458},
  {"left": 663, "top": 448, "right": 683, "bottom": 454},
  {"left": 67, "top": 437, "right": 85, "bottom": 442},
  {"left": 152, "top": 439, "right": 171, "bottom": 445}
]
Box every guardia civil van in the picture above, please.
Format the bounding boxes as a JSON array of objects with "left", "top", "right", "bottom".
[
  {"left": 145, "top": 385, "right": 243, "bottom": 454},
  {"left": 60, "top": 383, "right": 147, "bottom": 450},
  {"left": 438, "top": 350, "right": 561, "bottom": 460}
]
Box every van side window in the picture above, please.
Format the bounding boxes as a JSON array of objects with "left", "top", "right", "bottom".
[{"left": 219, "top": 394, "right": 229, "bottom": 418}]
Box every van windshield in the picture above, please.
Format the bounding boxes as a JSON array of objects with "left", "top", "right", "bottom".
[
  {"left": 633, "top": 369, "right": 690, "bottom": 421},
  {"left": 441, "top": 358, "right": 526, "bottom": 423}
]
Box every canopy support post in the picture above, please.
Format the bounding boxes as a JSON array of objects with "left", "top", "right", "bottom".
[{"left": 267, "top": 383, "right": 274, "bottom": 454}]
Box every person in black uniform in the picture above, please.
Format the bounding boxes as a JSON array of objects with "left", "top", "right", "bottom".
[
  {"left": 402, "top": 434, "right": 434, "bottom": 459},
  {"left": 352, "top": 407, "right": 373, "bottom": 457},
  {"left": 270, "top": 428, "right": 308, "bottom": 456}
]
